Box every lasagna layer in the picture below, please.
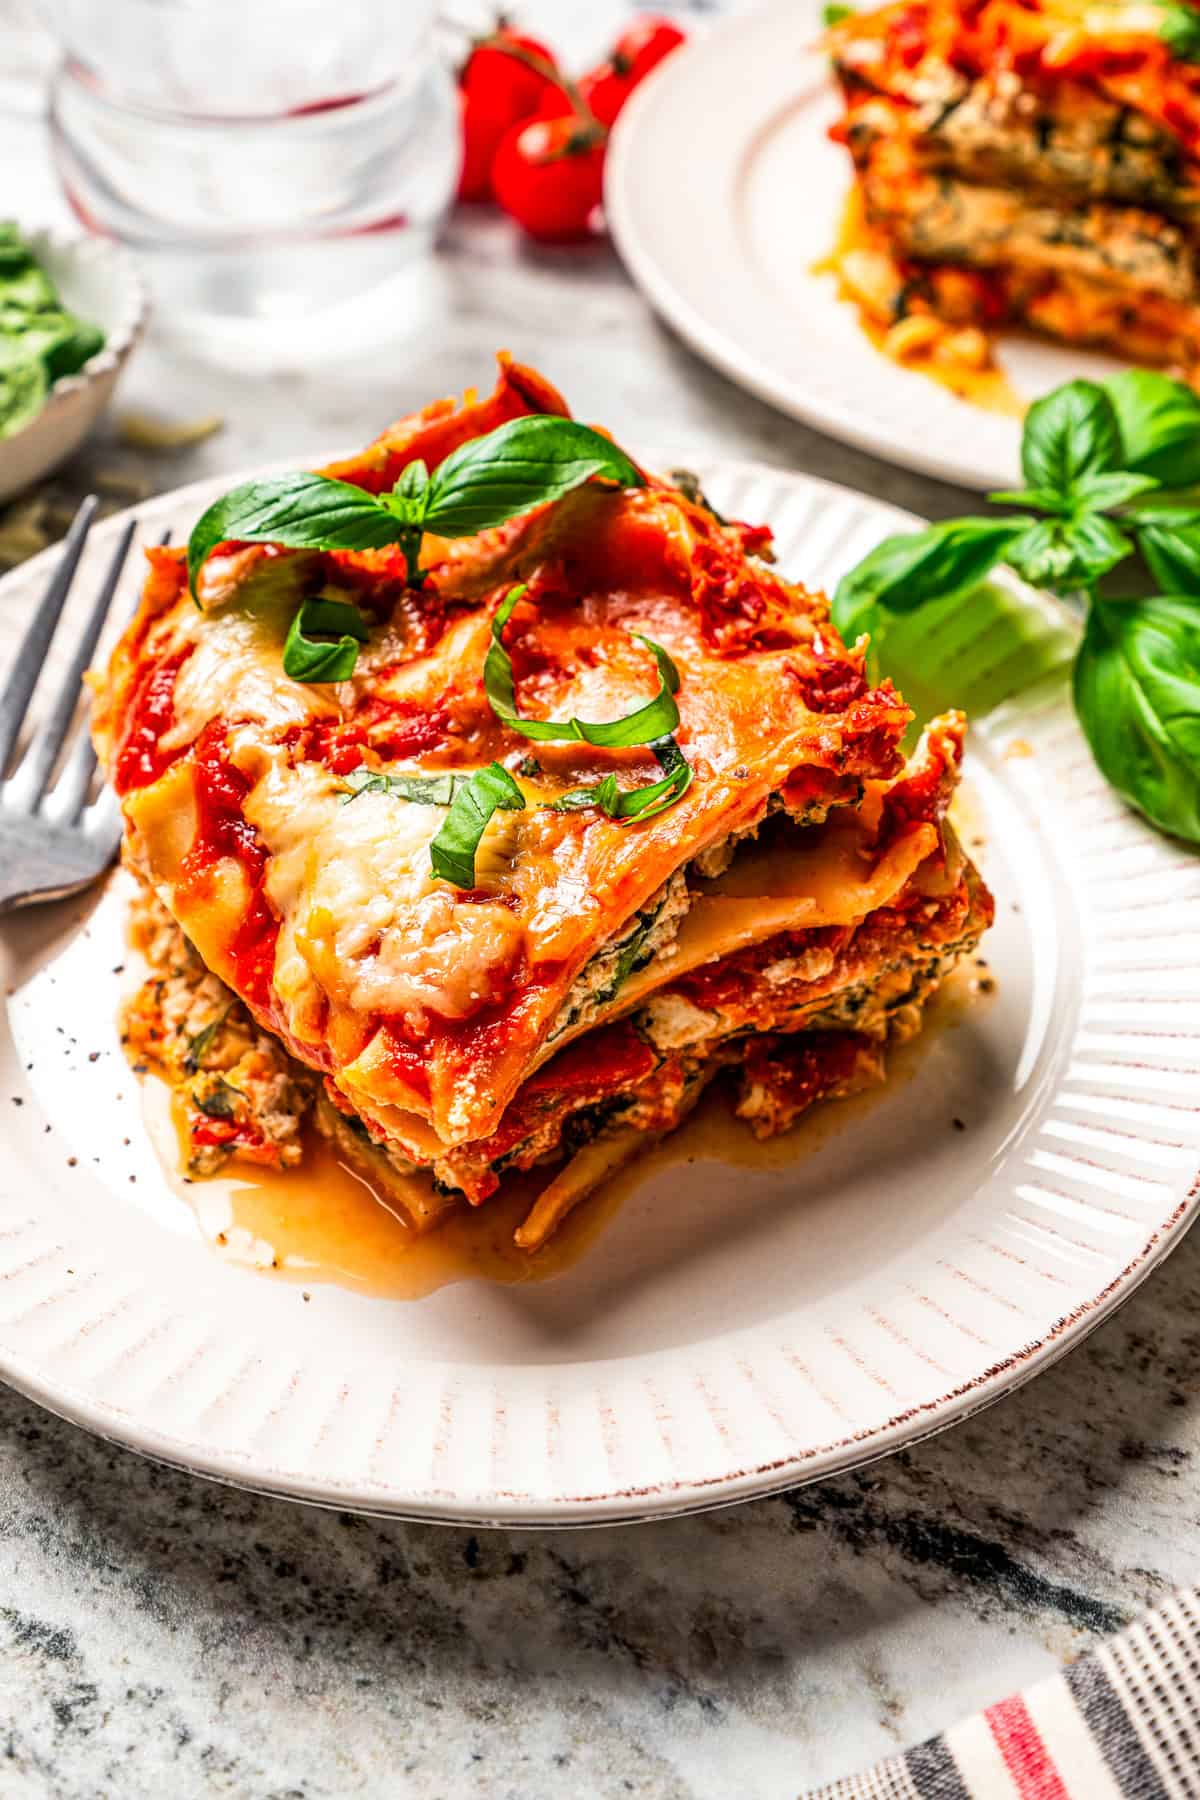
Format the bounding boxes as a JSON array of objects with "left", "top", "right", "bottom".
[
  {"left": 828, "top": 0, "right": 1200, "bottom": 372},
  {"left": 95, "top": 358, "right": 916, "bottom": 1152},
  {"left": 120, "top": 716, "right": 991, "bottom": 1247}
]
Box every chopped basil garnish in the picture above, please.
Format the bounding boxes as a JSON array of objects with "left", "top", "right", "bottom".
[
  {"left": 281, "top": 595, "right": 369, "bottom": 683},
  {"left": 547, "top": 736, "right": 693, "bottom": 821},
  {"left": 484, "top": 582, "right": 683, "bottom": 746},
  {"left": 340, "top": 768, "right": 468, "bottom": 807},
  {"left": 341, "top": 760, "right": 526, "bottom": 889},
  {"left": 193, "top": 1077, "right": 240, "bottom": 1120},
  {"left": 429, "top": 763, "right": 526, "bottom": 889},
  {"left": 183, "top": 1010, "right": 229, "bottom": 1075}
]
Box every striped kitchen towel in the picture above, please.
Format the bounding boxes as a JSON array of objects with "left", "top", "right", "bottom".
[{"left": 808, "top": 1587, "right": 1200, "bottom": 1799}]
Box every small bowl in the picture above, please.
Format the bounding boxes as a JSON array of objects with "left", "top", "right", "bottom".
[{"left": 0, "top": 228, "right": 149, "bottom": 504}]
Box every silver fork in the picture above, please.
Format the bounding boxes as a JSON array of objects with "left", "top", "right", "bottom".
[{"left": 0, "top": 497, "right": 140, "bottom": 913}]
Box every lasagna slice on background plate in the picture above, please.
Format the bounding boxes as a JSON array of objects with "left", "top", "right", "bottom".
[
  {"left": 828, "top": 0, "right": 1200, "bottom": 381},
  {"left": 94, "top": 357, "right": 992, "bottom": 1254}
]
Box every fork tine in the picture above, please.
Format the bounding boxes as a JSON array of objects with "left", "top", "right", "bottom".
[
  {"left": 44, "top": 521, "right": 168, "bottom": 827},
  {"left": 82, "top": 780, "right": 122, "bottom": 845},
  {"left": 47, "top": 721, "right": 101, "bottom": 825},
  {"left": 0, "top": 495, "right": 99, "bottom": 775},
  {"left": 16, "top": 516, "right": 138, "bottom": 807}
]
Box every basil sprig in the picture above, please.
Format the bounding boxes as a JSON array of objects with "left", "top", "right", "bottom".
[
  {"left": 1075, "top": 597, "right": 1200, "bottom": 845},
  {"left": 832, "top": 370, "right": 1200, "bottom": 844},
  {"left": 484, "top": 582, "right": 682, "bottom": 745},
  {"left": 339, "top": 761, "right": 525, "bottom": 889},
  {"left": 188, "top": 414, "right": 642, "bottom": 600},
  {"left": 282, "top": 595, "right": 369, "bottom": 683}
]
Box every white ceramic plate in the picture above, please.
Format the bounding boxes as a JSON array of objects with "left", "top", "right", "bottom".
[
  {"left": 0, "top": 458, "right": 1197, "bottom": 1525},
  {"left": 606, "top": 0, "right": 1129, "bottom": 492}
]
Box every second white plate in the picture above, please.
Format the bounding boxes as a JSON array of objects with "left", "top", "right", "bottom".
[{"left": 606, "top": 0, "right": 1127, "bottom": 491}]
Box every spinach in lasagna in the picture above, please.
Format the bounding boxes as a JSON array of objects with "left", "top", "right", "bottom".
[{"left": 828, "top": 0, "right": 1200, "bottom": 379}]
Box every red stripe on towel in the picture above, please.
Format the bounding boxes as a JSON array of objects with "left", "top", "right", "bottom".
[{"left": 986, "top": 1695, "right": 1072, "bottom": 1800}]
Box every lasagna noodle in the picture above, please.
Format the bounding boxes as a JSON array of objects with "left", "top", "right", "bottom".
[
  {"left": 99, "top": 359, "right": 919, "bottom": 1152},
  {"left": 327, "top": 803, "right": 942, "bottom": 1163},
  {"left": 116, "top": 704, "right": 992, "bottom": 1246}
]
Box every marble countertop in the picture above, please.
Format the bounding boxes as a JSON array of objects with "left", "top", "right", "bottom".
[{"left": 2, "top": 5, "right": 1196, "bottom": 1796}]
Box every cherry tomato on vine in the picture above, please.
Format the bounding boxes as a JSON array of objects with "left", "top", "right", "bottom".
[
  {"left": 491, "top": 113, "right": 606, "bottom": 243},
  {"left": 579, "top": 16, "right": 686, "bottom": 127},
  {"left": 457, "top": 28, "right": 560, "bottom": 203}
]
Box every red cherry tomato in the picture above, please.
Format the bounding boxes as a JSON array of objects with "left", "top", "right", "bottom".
[
  {"left": 579, "top": 16, "right": 686, "bottom": 127},
  {"left": 457, "top": 29, "right": 560, "bottom": 203},
  {"left": 491, "top": 113, "right": 606, "bottom": 243},
  {"left": 615, "top": 16, "right": 687, "bottom": 82},
  {"left": 577, "top": 65, "right": 629, "bottom": 129}
]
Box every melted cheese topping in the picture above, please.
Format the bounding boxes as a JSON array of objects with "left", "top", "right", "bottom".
[
  {"left": 160, "top": 599, "right": 338, "bottom": 754},
  {"left": 241, "top": 757, "right": 526, "bottom": 1038}
]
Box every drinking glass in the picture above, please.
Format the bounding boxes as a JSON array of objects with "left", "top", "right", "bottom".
[{"left": 39, "top": 0, "right": 459, "bottom": 351}]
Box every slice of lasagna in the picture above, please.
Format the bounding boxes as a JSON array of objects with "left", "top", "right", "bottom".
[
  {"left": 94, "top": 356, "right": 992, "bottom": 1250},
  {"left": 828, "top": 0, "right": 1200, "bottom": 380}
]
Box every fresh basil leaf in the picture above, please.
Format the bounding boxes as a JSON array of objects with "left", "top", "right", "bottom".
[
  {"left": 1138, "top": 519, "right": 1200, "bottom": 594},
  {"left": 1021, "top": 379, "right": 1121, "bottom": 499},
  {"left": 282, "top": 595, "right": 369, "bottom": 683},
  {"left": 188, "top": 473, "right": 401, "bottom": 595},
  {"left": 1159, "top": 0, "right": 1200, "bottom": 60},
  {"left": 823, "top": 1, "right": 855, "bottom": 19},
  {"left": 392, "top": 458, "right": 429, "bottom": 506},
  {"left": 423, "top": 415, "right": 643, "bottom": 538},
  {"left": 340, "top": 767, "right": 466, "bottom": 807},
  {"left": 1007, "top": 513, "right": 1130, "bottom": 591},
  {"left": 1074, "top": 596, "right": 1200, "bottom": 843},
  {"left": 830, "top": 585, "right": 887, "bottom": 671},
  {"left": 1103, "top": 368, "right": 1200, "bottom": 484},
  {"left": 429, "top": 762, "right": 526, "bottom": 888},
  {"left": 831, "top": 518, "right": 1030, "bottom": 638},
  {"left": 988, "top": 486, "right": 1075, "bottom": 516},
  {"left": 485, "top": 583, "right": 681, "bottom": 746},
  {"left": 547, "top": 735, "right": 693, "bottom": 821},
  {"left": 1121, "top": 496, "right": 1200, "bottom": 524},
  {"left": 1068, "top": 469, "right": 1161, "bottom": 512}
]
